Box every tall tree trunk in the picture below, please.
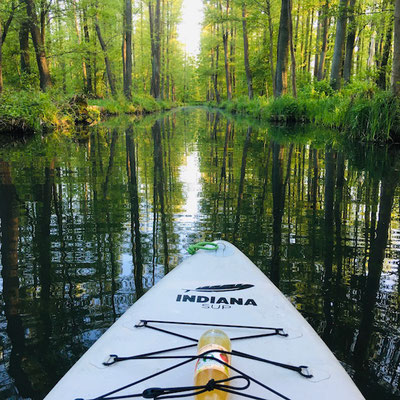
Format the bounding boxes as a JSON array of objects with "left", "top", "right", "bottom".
[
  {"left": 266, "top": 0, "right": 275, "bottom": 95},
  {"left": 294, "top": 1, "right": 299, "bottom": 49},
  {"left": 24, "top": 0, "right": 52, "bottom": 91},
  {"left": 317, "top": 0, "right": 330, "bottom": 81},
  {"left": 122, "top": 11, "right": 127, "bottom": 90},
  {"left": 95, "top": 14, "right": 117, "bottom": 97},
  {"left": 330, "top": 0, "right": 349, "bottom": 90},
  {"left": 367, "top": 31, "right": 376, "bottom": 67},
  {"left": 160, "top": 0, "right": 167, "bottom": 100},
  {"left": 222, "top": 31, "right": 232, "bottom": 100},
  {"left": 140, "top": 1, "right": 146, "bottom": 91},
  {"left": 165, "top": 0, "right": 170, "bottom": 99},
  {"left": 391, "top": 0, "right": 400, "bottom": 96},
  {"left": 93, "top": 29, "right": 98, "bottom": 96},
  {"left": 210, "top": 45, "right": 215, "bottom": 101},
  {"left": 82, "top": 7, "right": 93, "bottom": 94},
  {"left": 19, "top": 19, "right": 31, "bottom": 75},
  {"left": 230, "top": 23, "right": 236, "bottom": 95},
  {"left": 242, "top": 2, "right": 253, "bottom": 99},
  {"left": 303, "top": 9, "right": 311, "bottom": 71},
  {"left": 314, "top": 10, "right": 322, "bottom": 78},
  {"left": 307, "top": 8, "right": 314, "bottom": 73},
  {"left": 72, "top": 0, "right": 87, "bottom": 89},
  {"left": 343, "top": 0, "right": 357, "bottom": 84},
  {"left": 149, "top": 0, "right": 161, "bottom": 99},
  {"left": 377, "top": 15, "right": 393, "bottom": 90},
  {"left": 1, "top": 3, "right": 17, "bottom": 92},
  {"left": 288, "top": 0, "right": 297, "bottom": 97},
  {"left": 0, "top": 24, "right": 3, "bottom": 94},
  {"left": 221, "top": 0, "right": 232, "bottom": 101},
  {"left": 124, "top": 0, "right": 133, "bottom": 99},
  {"left": 275, "top": 0, "right": 290, "bottom": 97},
  {"left": 56, "top": 0, "right": 66, "bottom": 92},
  {"left": 356, "top": 33, "right": 363, "bottom": 74},
  {"left": 213, "top": 35, "right": 221, "bottom": 103}
]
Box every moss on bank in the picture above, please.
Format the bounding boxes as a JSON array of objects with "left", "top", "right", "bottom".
[
  {"left": 0, "top": 90, "right": 177, "bottom": 135},
  {"left": 205, "top": 82, "right": 400, "bottom": 143}
]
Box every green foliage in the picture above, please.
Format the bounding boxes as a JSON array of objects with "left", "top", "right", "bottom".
[
  {"left": 0, "top": 90, "right": 177, "bottom": 134},
  {"left": 341, "top": 91, "right": 400, "bottom": 142},
  {"left": 266, "top": 95, "right": 309, "bottom": 122},
  {"left": 312, "top": 80, "right": 335, "bottom": 97},
  {"left": 0, "top": 90, "right": 73, "bottom": 133},
  {"left": 211, "top": 85, "right": 400, "bottom": 142},
  {"left": 88, "top": 95, "right": 177, "bottom": 115}
]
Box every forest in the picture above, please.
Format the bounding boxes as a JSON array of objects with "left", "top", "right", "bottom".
[{"left": 0, "top": 0, "right": 400, "bottom": 141}]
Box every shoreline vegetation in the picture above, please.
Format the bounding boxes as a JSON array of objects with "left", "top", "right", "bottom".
[
  {"left": 0, "top": 90, "right": 177, "bottom": 136},
  {"left": 205, "top": 81, "right": 400, "bottom": 143},
  {"left": 1, "top": 81, "right": 400, "bottom": 143}
]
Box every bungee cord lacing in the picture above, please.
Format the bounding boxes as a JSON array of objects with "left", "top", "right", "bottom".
[{"left": 76, "top": 320, "right": 313, "bottom": 400}]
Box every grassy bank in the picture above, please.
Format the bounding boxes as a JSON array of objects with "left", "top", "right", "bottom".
[
  {"left": 88, "top": 96, "right": 177, "bottom": 116},
  {"left": 0, "top": 90, "right": 177, "bottom": 135},
  {"left": 205, "top": 82, "right": 400, "bottom": 142}
]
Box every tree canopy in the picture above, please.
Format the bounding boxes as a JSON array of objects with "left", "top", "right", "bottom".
[{"left": 0, "top": 0, "right": 399, "bottom": 100}]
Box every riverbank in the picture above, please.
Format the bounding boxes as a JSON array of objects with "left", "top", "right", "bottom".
[
  {"left": 205, "top": 83, "right": 400, "bottom": 143},
  {"left": 0, "top": 90, "right": 177, "bottom": 136}
]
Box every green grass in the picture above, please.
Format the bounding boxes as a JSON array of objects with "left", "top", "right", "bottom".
[
  {"left": 88, "top": 94, "right": 177, "bottom": 115},
  {"left": 0, "top": 89, "right": 73, "bottom": 134},
  {"left": 0, "top": 90, "right": 178, "bottom": 135},
  {"left": 207, "top": 82, "right": 400, "bottom": 143}
]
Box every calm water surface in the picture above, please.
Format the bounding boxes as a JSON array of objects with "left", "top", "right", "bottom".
[{"left": 0, "top": 108, "right": 399, "bottom": 399}]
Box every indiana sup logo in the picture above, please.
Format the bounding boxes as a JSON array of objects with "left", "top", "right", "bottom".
[
  {"left": 184, "top": 284, "right": 254, "bottom": 293},
  {"left": 176, "top": 283, "right": 257, "bottom": 309}
]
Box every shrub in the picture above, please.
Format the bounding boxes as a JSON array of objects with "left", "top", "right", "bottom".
[
  {"left": 267, "top": 95, "right": 310, "bottom": 122},
  {"left": 313, "top": 80, "right": 334, "bottom": 97},
  {"left": 206, "top": 86, "right": 400, "bottom": 142},
  {"left": 0, "top": 89, "right": 70, "bottom": 133}
]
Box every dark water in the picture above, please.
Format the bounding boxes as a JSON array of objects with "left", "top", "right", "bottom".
[{"left": 0, "top": 108, "right": 399, "bottom": 399}]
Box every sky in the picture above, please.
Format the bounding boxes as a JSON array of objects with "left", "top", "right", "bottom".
[{"left": 177, "top": 0, "right": 204, "bottom": 57}]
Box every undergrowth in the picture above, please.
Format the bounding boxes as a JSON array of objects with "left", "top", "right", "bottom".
[
  {"left": 0, "top": 89, "right": 72, "bottom": 134},
  {"left": 88, "top": 94, "right": 177, "bottom": 115},
  {"left": 0, "top": 90, "right": 177, "bottom": 135},
  {"left": 206, "top": 81, "right": 400, "bottom": 142}
]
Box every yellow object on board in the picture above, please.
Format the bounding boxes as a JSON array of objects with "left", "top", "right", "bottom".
[{"left": 194, "top": 329, "right": 232, "bottom": 400}]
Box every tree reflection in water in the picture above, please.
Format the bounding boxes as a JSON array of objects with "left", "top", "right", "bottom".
[{"left": 0, "top": 109, "right": 398, "bottom": 399}]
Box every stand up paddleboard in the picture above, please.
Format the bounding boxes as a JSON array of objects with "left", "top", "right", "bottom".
[{"left": 44, "top": 241, "right": 365, "bottom": 400}]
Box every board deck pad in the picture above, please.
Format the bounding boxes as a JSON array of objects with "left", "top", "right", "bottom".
[{"left": 44, "top": 241, "right": 365, "bottom": 400}]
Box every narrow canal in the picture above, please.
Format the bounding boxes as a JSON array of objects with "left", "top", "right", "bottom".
[{"left": 0, "top": 108, "right": 399, "bottom": 399}]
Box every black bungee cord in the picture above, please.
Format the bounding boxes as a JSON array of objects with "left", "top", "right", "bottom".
[{"left": 75, "top": 320, "right": 313, "bottom": 400}]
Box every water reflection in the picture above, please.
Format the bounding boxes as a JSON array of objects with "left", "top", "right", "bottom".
[{"left": 0, "top": 109, "right": 399, "bottom": 399}]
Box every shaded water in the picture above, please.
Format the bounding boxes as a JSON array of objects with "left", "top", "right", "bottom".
[{"left": 0, "top": 108, "right": 399, "bottom": 399}]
